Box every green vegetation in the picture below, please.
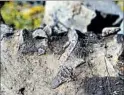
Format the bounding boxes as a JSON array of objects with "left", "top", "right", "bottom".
[{"left": 1, "top": 2, "right": 44, "bottom": 29}]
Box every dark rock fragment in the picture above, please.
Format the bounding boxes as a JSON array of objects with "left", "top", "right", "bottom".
[{"left": 51, "top": 66, "right": 74, "bottom": 89}]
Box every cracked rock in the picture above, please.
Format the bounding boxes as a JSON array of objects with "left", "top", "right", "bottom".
[
  {"left": 18, "top": 29, "right": 37, "bottom": 54},
  {"left": 0, "top": 24, "right": 14, "bottom": 40},
  {"left": 51, "top": 66, "right": 74, "bottom": 89}
]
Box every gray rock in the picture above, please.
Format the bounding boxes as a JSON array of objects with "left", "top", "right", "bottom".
[
  {"left": 53, "top": 26, "right": 67, "bottom": 34},
  {"left": 32, "top": 28, "right": 47, "bottom": 39},
  {"left": 117, "top": 50, "right": 124, "bottom": 80},
  {"left": 44, "top": 1, "right": 96, "bottom": 33},
  {"left": 0, "top": 24, "right": 14, "bottom": 40},
  {"left": 51, "top": 76, "right": 65, "bottom": 89},
  {"left": 38, "top": 48, "right": 45, "bottom": 55},
  {"left": 116, "top": 20, "right": 124, "bottom": 43},
  {"left": 1, "top": 1, "right": 124, "bottom": 95},
  {"left": 19, "top": 29, "right": 49, "bottom": 55},
  {"left": 118, "top": 20, "right": 124, "bottom": 35},
  {"left": 59, "top": 29, "right": 78, "bottom": 63},
  {"left": 102, "top": 27, "right": 120, "bottom": 37},
  {"left": 43, "top": 25, "right": 52, "bottom": 36},
  {"left": 117, "top": 34, "right": 124, "bottom": 43},
  {"left": 57, "top": 22, "right": 68, "bottom": 32},
  {"left": 18, "top": 29, "right": 37, "bottom": 54},
  {"left": 82, "top": 0, "right": 123, "bottom": 25},
  {"left": 51, "top": 66, "right": 73, "bottom": 89}
]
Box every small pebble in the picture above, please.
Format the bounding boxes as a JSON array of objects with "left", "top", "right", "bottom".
[{"left": 38, "top": 48, "right": 45, "bottom": 55}]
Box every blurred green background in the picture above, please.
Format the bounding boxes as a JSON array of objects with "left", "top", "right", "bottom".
[{"left": 1, "top": 1, "right": 45, "bottom": 30}]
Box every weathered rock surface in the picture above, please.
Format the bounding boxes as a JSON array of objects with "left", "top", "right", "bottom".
[
  {"left": 1, "top": 27, "right": 124, "bottom": 95},
  {"left": 18, "top": 29, "right": 37, "bottom": 54},
  {"left": 44, "top": 1, "right": 123, "bottom": 34},
  {"left": 0, "top": 24, "right": 14, "bottom": 40},
  {"left": 82, "top": 0, "right": 123, "bottom": 25},
  {"left": 1, "top": 1, "right": 124, "bottom": 95},
  {"left": 102, "top": 27, "right": 120, "bottom": 37},
  {"left": 44, "top": 1, "right": 96, "bottom": 33}
]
